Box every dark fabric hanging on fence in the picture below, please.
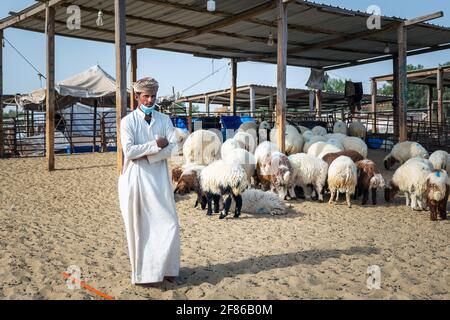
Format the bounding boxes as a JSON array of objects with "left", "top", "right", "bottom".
[{"left": 345, "top": 81, "right": 363, "bottom": 113}]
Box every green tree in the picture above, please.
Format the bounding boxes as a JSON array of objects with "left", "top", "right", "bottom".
[{"left": 323, "top": 76, "right": 346, "bottom": 93}]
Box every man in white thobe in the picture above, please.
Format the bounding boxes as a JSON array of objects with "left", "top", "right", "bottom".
[{"left": 118, "top": 77, "right": 180, "bottom": 284}]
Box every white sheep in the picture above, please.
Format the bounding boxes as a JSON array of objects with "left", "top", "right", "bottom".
[
  {"left": 425, "top": 169, "right": 450, "bottom": 221},
  {"left": 327, "top": 156, "right": 358, "bottom": 208},
  {"left": 222, "top": 147, "right": 256, "bottom": 184},
  {"left": 383, "top": 141, "right": 429, "bottom": 170},
  {"left": 237, "top": 121, "right": 258, "bottom": 146},
  {"left": 325, "top": 133, "right": 347, "bottom": 143},
  {"left": 234, "top": 131, "right": 257, "bottom": 154},
  {"left": 384, "top": 157, "right": 433, "bottom": 210},
  {"left": 258, "top": 121, "right": 271, "bottom": 143},
  {"left": 183, "top": 129, "right": 222, "bottom": 165},
  {"left": 230, "top": 188, "right": 288, "bottom": 215},
  {"left": 428, "top": 150, "right": 450, "bottom": 172},
  {"left": 302, "top": 130, "right": 313, "bottom": 142},
  {"left": 254, "top": 141, "right": 279, "bottom": 165},
  {"left": 256, "top": 149, "right": 293, "bottom": 199},
  {"left": 307, "top": 141, "right": 342, "bottom": 159},
  {"left": 198, "top": 160, "right": 248, "bottom": 219},
  {"left": 342, "top": 136, "right": 368, "bottom": 158},
  {"left": 303, "top": 135, "right": 327, "bottom": 153},
  {"left": 174, "top": 128, "right": 189, "bottom": 155},
  {"left": 326, "top": 138, "right": 344, "bottom": 151},
  {"left": 297, "top": 125, "right": 310, "bottom": 134},
  {"left": 288, "top": 153, "right": 328, "bottom": 201},
  {"left": 333, "top": 121, "right": 347, "bottom": 135},
  {"left": 312, "top": 125, "right": 327, "bottom": 136},
  {"left": 221, "top": 138, "right": 241, "bottom": 157},
  {"left": 270, "top": 124, "right": 304, "bottom": 155},
  {"left": 348, "top": 121, "right": 366, "bottom": 139}
]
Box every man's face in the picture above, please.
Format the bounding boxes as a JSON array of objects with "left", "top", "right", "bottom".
[{"left": 135, "top": 89, "right": 157, "bottom": 107}]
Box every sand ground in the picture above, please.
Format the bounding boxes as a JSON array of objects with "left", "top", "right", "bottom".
[{"left": 0, "top": 149, "right": 449, "bottom": 300}]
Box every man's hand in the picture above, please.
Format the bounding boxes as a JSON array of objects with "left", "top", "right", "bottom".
[{"left": 156, "top": 136, "right": 168, "bottom": 148}]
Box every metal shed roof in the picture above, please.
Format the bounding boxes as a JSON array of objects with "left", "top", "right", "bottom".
[
  {"left": 1, "top": 0, "right": 450, "bottom": 70},
  {"left": 372, "top": 66, "right": 450, "bottom": 88}
]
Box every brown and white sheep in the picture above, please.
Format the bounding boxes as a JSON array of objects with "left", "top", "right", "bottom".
[
  {"left": 425, "top": 170, "right": 449, "bottom": 221},
  {"left": 322, "top": 150, "right": 365, "bottom": 167},
  {"left": 355, "top": 159, "right": 385, "bottom": 205}
]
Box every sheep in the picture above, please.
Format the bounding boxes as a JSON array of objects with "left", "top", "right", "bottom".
[
  {"left": 288, "top": 153, "right": 328, "bottom": 201},
  {"left": 174, "top": 128, "right": 189, "bottom": 155},
  {"left": 333, "top": 121, "right": 347, "bottom": 135},
  {"left": 221, "top": 138, "right": 241, "bottom": 157},
  {"left": 174, "top": 164, "right": 205, "bottom": 195},
  {"left": 326, "top": 138, "right": 344, "bottom": 150},
  {"left": 355, "top": 159, "right": 385, "bottom": 205},
  {"left": 325, "top": 133, "right": 347, "bottom": 143},
  {"left": 312, "top": 125, "right": 327, "bottom": 136},
  {"left": 383, "top": 141, "right": 429, "bottom": 170},
  {"left": 233, "top": 131, "right": 257, "bottom": 154},
  {"left": 425, "top": 170, "right": 450, "bottom": 221},
  {"left": 327, "top": 156, "right": 358, "bottom": 208},
  {"left": 307, "top": 141, "right": 342, "bottom": 159},
  {"left": 256, "top": 151, "right": 293, "bottom": 199},
  {"left": 297, "top": 125, "right": 310, "bottom": 134},
  {"left": 429, "top": 150, "right": 450, "bottom": 172},
  {"left": 342, "top": 136, "right": 368, "bottom": 158},
  {"left": 384, "top": 157, "right": 433, "bottom": 210},
  {"left": 258, "top": 121, "right": 271, "bottom": 143},
  {"left": 270, "top": 124, "right": 304, "bottom": 155},
  {"left": 348, "top": 121, "right": 366, "bottom": 139},
  {"left": 230, "top": 188, "right": 288, "bottom": 215},
  {"left": 222, "top": 148, "right": 257, "bottom": 184},
  {"left": 197, "top": 160, "right": 248, "bottom": 219},
  {"left": 303, "top": 135, "right": 327, "bottom": 153},
  {"left": 183, "top": 129, "right": 222, "bottom": 165},
  {"left": 302, "top": 130, "right": 313, "bottom": 142},
  {"left": 238, "top": 121, "right": 258, "bottom": 145},
  {"left": 254, "top": 141, "right": 279, "bottom": 164},
  {"left": 322, "top": 150, "right": 365, "bottom": 167},
  {"left": 171, "top": 165, "right": 183, "bottom": 183}
]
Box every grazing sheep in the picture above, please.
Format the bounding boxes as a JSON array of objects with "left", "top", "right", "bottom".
[
  {"left": 355, "top": 159, "right": 385, "bottom": 205},
  {"left": 230, "top": 188, "right": 288, "bottom": 215},
  {"left": 307, "top": 141, "right": 342, "bottom": 159},
  {"left": 221, "top": 138, "right": 242, "bottom": 157},
  {"left": 322, "top": 150, "right": 365, "bottom": 167},
  {"left": 257, "top": 151, "right": 293, "bottom": 199},
  {"left": 234, "top": 131, "right": 257, "bottom": 154},
  {"left": 183, "top": 129, "right": 222, "bottom": 165},
  {"left": 342, "top": 136, "right": 368, "bottom": 158},
  {"left": 327, "top": 156, "right": 358, "bottom": 208},
  {"left": 303, "top": 135, "right": 327, "bottom": 153},
  {"left": 429, "top": 150, "right": 450, "bottom": 172},
  {"left": 198, "top": 160, "right": 248, "bottom": 219},
  {"left": 288, "top": 153, "right": 328, "bottom": 201},
  {"left": 254, "top": 141, "right": 279, "bottom": 164},
  {"left": 348, "top": 121, "right": 366, "bottom": 139},
  {"left": 425, "top": 170, "right": 449, "bottom": 221},
  {"left": 312, "top": 125, "right": 327, "bottom": 136},
  {"left": 383, "top": 141, "right": 429, "bottom": 170},
  {"left": 384, "top": 157, "right": 433, "bottom": 210},
  {"left": 333, "top": 121, "right": 347, "bottom": 135},
  {"left": 238, "top": 121, "right": 258, "bottom": 145},
  {"left": 174, "top": 164, "right": 205, "bottom": 195},
  {"left": 223, "top": 148, "right": 257, "bottom": 184},
  {"left": 258, "top": 121, "right": 271, "bottom": 143},
  {"left": 171, "top": 165, "right": 183, "bottom": 183},
  {"left": 270, "top": 124, "right": 304, "bottom": 155}
]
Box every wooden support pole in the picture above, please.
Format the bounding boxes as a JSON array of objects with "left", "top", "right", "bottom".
[
  {"left": 45, "top": 5, "right": 56, "bottom": 171},
  {"left": 392, "top": 53, "right": 399, "bottom": 140},
  {"left": 188, "top": 101, "right": 193, "bottom": 133},
  {"left": 276, "top": 0, "right": 288, "bottom": 153},
  {"left": 397, "top": 24, "right": 408, "bottom": 142},
  {"left": 315, "top": 90, "right": 322, "bottom": 119},
  {"left": 269, "top": 92, "right": 274, "bottom": 121},
  {"left": 30, "top": 110, "right": 35, "bottom": 136},
  {"left": 230, "top": 59, "right": 237, "bottom": 116},
  {"left": 0, "top": 29, "right": 2, "bottom": 158},
  {"left": 204, "top": 95, "right": 210, "bottom": 116},
  {"left": 130, "top": 46, "right": 137, "bottom": 111},
  {"left": 427, "top": 85, "right": 433, "bottom": 127},
  {"left": 100, "top": 114, "right": 106, "bottom": 152},
  {"left": 249, "top": 86, "right": 256, "bottom": 117},
  {"left": 115, "top": 0, "right": 127, "bottom": 174},
  {"left": 371, "top": 79, "right": 377, "bottom": 133},
  {"left": 437, "top": 67, "right": 444, "bottom": 125},
  {"left": 93, "top": 99, "right": 98, "bottom": 152}
]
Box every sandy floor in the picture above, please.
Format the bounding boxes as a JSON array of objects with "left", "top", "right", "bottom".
[{"left": 0, "top": 149, "right": 449, "bottom": 300}]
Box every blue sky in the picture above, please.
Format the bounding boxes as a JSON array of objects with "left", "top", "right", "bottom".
[{"left": 1, "top": 0, "right": 450, "bottom": 101}]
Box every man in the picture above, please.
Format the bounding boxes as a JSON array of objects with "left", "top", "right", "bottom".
[{"left": 118, "top": 77, "right": 180, "bottom": 285}]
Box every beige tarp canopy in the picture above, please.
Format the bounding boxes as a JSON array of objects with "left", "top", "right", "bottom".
[{"left": 16, "top": 65, "right": 128, "bottom": 110}]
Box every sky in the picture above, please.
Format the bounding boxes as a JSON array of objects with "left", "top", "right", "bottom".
[{"left": 1, "top": 0, "right": 450, "bottom": 104}]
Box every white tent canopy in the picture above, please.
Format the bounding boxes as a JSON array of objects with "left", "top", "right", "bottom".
[{"left": 17, "top": 65, "right": 125, "bottom": 108}]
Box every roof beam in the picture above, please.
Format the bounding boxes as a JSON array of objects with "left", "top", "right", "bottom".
[
  {"left": 135, "top": 1, "right": 279, "bottom": 49},
  {"left": 0, "top": 0, "right": 65, "bottom": 30}
]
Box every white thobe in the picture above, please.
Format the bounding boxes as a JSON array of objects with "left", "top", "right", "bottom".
[{"left": 118, "top": 108, "right": 180, "bottom": 284}]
